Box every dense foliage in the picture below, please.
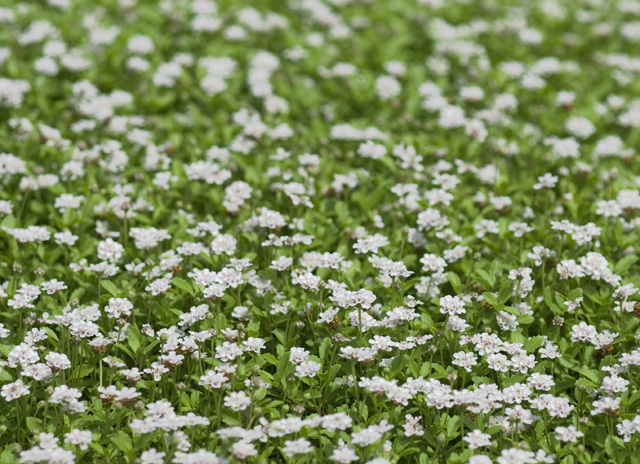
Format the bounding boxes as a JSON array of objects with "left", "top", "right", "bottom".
[{"left": 1, "top": 0, "right": 640, "bottom": 463}]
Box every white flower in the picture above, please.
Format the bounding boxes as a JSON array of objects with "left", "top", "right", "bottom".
[
  {"left": 533, "top": 173, "right": 558, "bottom": 190},
  {"left": 1, "top": 379, "right": 30, "bottom": 401},
  {"left": 282, "top": 438, "right": 313, "bottom": 456},
  {"left": 464, "top": 429, "right": 492, "bottom": 449},
  {"left": 555, "top": 425, "right": 584, "bottom": 442},
  {"left": 375, "top": 75, "right": 401, "bottom": 100},
  {"left": 270, "top": 256, "right": 293, "bottom": 271},
  {"left": 64, "top": 429, "right": 92, "bottom": 450},
  {"left": 97, "top": 238, "right": 124, "bottom": 262},
  {"left": 439, "top": 295, "right": 466, "bottom": 316},
  {"left": 224, "top": 391, "right": 251, "bottom": 411}
]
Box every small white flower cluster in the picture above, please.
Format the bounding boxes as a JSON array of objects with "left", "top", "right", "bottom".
[{"left": 2, "top": 0, "right": 640, "bottom": 461}]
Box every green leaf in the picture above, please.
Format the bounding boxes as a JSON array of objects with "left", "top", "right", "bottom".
[
  {"left": 172, "top": 277, "right": 195, "bottom": 296},
  {"left": 576, "top": 367, "right": 599, "bottom": 384},
  {"left": 0, "top": 370, "right": 12, "bottom": 382},
  {"left": 516, "top": 314, "right": 534, "bottom": 325},
  {"left": 273, "top": 329, "right": 286, "bottom": 346},
  {"left": 25, "top": 417, "right": 41, "bottom": 432},
  {"left": 0, "top": 448, "right": 18, "bottom": 464},
  {"left": 543, "top": 287, "right": 561, "bottom": 312},
  {"left": 498, "top": 280, "right": 514, "bottom": 304},
  {"left": 253, "top": 387, "right": 268, "bottom": 402},
  {"left": 100, "top": 280, "right": 120, "bottom": 297},
  {"left": 477, "top": 269, "right": 494, "bottom": 288},
  {"left": 389, "top": 355, "right": 405, "bottom": 378},
  {"left": 276, "top": 352, "right": 288, "bottom": 380},
  {"left": 482, "top": 292, "right": 499, "bottom": 307},
  {"left": 128, "top": 327, "right": 141, "bottom": 353},
  {"left": 567, "top": 288, "right": 583, "bottom": 300},
  {"left": 614, "top": 254, "right": 637, "bottom": 274},
  {"left": 586, "top": 424, "right": 607, "bottom": 448},
  {"left": 605, "top": 435, "right": 623, "bottom": 458},
  {"left": 326, "top": 364, "right": 340, "bottom": 383},
  {"left": 319, "top": 337, "right": 331, "bottom": 360},
  {"left": 263, "top": 353, "right": 278, "bottom": 366},
  {"left": 110, "top": 431, "right": 132, "bottom": 453},
  {"left": 115, "top": 343, "right": 134, "bottom": 360},
  {"left": 77, "top": 365, "right": 94, "bottom": 378},
  {"left": 524, "top": 336, "right": 545, "bottom": 352},
  {"left": 489, "top": 260, "right": 502, "bottom": 283},
  {"left": 447, "top": 272, "right": 463, "bottom": 293},
  {"left": 446, "top": 415, "right": 460, "bottom": 438},
  {"left": 335, "top": 201, "right": 350, "bottom": 225}
]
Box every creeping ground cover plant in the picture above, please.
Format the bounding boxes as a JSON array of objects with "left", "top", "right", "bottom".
[{"left": 3, "top": 0, "right": 640, "bottom": 462}]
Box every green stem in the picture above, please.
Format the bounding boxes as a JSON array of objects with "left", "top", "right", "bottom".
[{"left": 357, "top": 306, "right": 363, "bottom": 347}]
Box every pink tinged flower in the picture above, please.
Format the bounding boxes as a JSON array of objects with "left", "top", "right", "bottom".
[
  {"left": 555, "top": 425, "right": 584, "bottom": 443},
  {"left": 463, "top": 429, "right": 492, "bottom": 449},
  {"left": 1, "top": 378, "right": 30, "bottom": 401},
  {"left": 282, "top": 438, "right": 313, "bottom": 457},
  {"left": 224, "top": 391, "right": 251, "bottom": 411}
]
